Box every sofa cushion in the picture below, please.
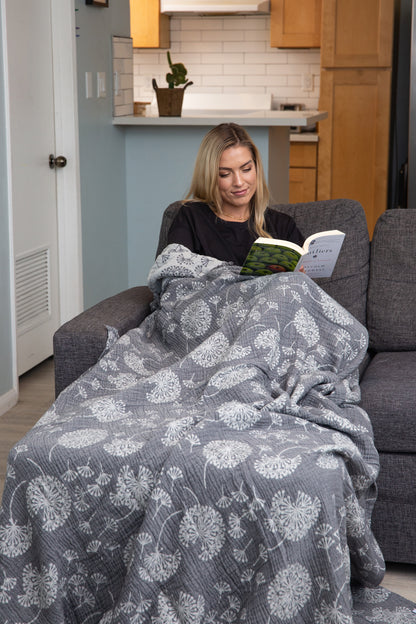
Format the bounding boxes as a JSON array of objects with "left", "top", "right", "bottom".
[
  {"left": 359, "top": 351, "right": 416, "bottom": 453},
  {"left": 367, "top": 209, "right": 416, "bottom": 351},
  {"left": 276, "top": 199, "right": 370, "bottom": 326},
  {"left": 158, "top": 199, "right": 370, "bottom": 327}
]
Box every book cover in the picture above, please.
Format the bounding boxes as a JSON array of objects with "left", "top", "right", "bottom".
[{"left": 240, "top": 230, "right": 345, "bottom": 279}]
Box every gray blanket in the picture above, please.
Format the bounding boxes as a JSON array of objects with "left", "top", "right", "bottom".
[{"left": 1, "top": 245, "right": 415, "bottom": 624}]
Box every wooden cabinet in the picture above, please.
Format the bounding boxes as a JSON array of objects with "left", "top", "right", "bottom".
[
  {"left": 318, "top": 69, "right": 391, "bottom": 234},
  {"left": 318, "top": 0, "right": 394, "bottom": 236},
  {"left": 321, "top": 0, "right": 394, "bottom": 67},
  {"left": 271, "top": 0, "right": 321, "bottom": 48},
  {"left": 289, "top": 142, "right": 318, "bottom": 203},
  {"left": 130, "top": 0, "right": 170, "bottom": 49}
]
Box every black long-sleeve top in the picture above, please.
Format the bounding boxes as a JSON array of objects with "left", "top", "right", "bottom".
[{"left": 167, "top": 201, "right": 304, "bottom": 266}]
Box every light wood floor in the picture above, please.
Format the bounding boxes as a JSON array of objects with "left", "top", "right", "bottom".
[{"left": 1, "top": 358, "right": 415, "bottom": 603}]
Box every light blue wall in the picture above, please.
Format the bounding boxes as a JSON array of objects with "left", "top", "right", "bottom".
[
  {"left": 0, "top": 7, "right": 14, "bottom": 396},
  {"left": 125, "top": 125, "right": 269, "bottom": 286},
  {"left": 75, "top": 0, "right": 130, "bottom": 308}
]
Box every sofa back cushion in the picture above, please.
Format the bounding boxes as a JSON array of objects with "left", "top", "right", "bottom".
[
  {"left": 367, "top": 208, "right": 416, "bottom": 351},
  {"left": 157, "top": 198, "right": 370, "bottom": 326}
]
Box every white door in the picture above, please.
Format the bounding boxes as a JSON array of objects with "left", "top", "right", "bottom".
[{"left": 3, "top": 0, "right": 83, "bottom": 376}]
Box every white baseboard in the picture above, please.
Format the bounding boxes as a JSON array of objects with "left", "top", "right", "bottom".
[{"left": 0, "top": 388, "right": 18, "bottom": 417}]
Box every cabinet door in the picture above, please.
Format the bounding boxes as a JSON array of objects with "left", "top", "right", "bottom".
[
  {"left": 321, "top": 0, "right": 394, "bottom": 67},
  {"left": 289, "top": 168, "right": 317, "bottom": 203},
  {"left": 289, "top": 143, "right": 317, "bottom": 202},
  {"left": 290, "top": 142, "right": 317, "bottom": 168},
  {"left": 317, "top": 68, "right": 391, "bottom": 235},
  {"left": 130, "top": 0, "right": 170, "bottom": 49},
  {"left": 271, "top": 0, "right": 321, "bottom": 48}
]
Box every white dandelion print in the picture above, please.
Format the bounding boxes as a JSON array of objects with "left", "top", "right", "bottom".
[
  {"left": 319, "top": 291, "right": 354, "bottom": 326},
  {"left": 146, "top": 369, "right": 181, "bottom": 403},
  {"left": 0, "top": 518, "right": 32, "bottom": 558},
  {"left": 179, "top": 505, "right": 226, "bottom": 561},
  {"left": 108, "top": 373, "right": 138, "bottom": 389},
  {"left": 254, "top": 453, "right": 302, "bottom": 479},
  {"left": 57, "top": 428, "right": 108, "bottom": 449},
  {"left": 18, "top": 562, "right": 59, "bottom": 608},
  {"left": 217, "top": 401, "right": 262, "bottom": 430},
  {"left": 292, "top": 308, "right": 320, "bottom": 346},
  {"left": 110, "top": 465, "right": 155, "bottom": 511},
  {"left": 26, "top": 476, "right": 71, "bottom": 531},
  {"left": 141, "top": 548, "right": 181, "bottom": 581},
  {"left": 267, "top": 563, "right": 311, "bottom": 619},
  {"left": 162, "top": 416, "right": 194, "bottom": 446},
  {"left": 155, "top": 591, "right": 205, "bottom": 624},
  {"left": 254, "top": 329, "right": 280, "bottom": 367},
  {"left": 345, "top": 495, "right": 366, "bottom": 537},
  {"left": 181, "top": 300, "right": 212, "bottom": 339},
  {"left": 203, "top": 440, "right": 252, "bottom": 469},
  {"left": 0, "top": 574, "right": 17, "bottom": 604},
  {"left": 103, "top": 438, "right": 144, "bottom": 457},
  {"left": 85, "top": 397, "right": 133, "bottom": 422},
  {"left": 267, "top": 490, "right": 321, "bottom": 541},
  {"left": 209, "top": 365, "right": 258, "bottom": 390},
  {"left": 190, "top": 332, "right": 229, "bottom": 367},
  {"left": 314, "top": 599, "right": 353, "bottom": 623}
]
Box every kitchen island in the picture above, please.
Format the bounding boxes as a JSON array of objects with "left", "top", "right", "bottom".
[
  {"left": 114, "top": 110, "right": 326, "bottom": 203},
  {"left": 113, "top": 110, "right": 327, "bottom": 285}
]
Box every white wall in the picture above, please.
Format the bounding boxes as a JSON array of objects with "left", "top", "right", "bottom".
[{"left": 133, "top": 16, "right": 320, "bottom": 109}]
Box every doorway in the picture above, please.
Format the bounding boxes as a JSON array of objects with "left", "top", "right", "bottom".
[{"left": 3, "top": 0, "right": 83, "bottom": 377}]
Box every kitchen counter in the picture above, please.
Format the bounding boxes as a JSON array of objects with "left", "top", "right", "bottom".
[
  {"left": 113, "top": 110, "right": 327, "bottom": 127},
  {"left": 115, "top": 110, "right": 326, "bottom": 212}
]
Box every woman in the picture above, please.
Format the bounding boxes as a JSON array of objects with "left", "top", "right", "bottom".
[{"left": 167, "top": 122, "right": 304, "bottom": 266}]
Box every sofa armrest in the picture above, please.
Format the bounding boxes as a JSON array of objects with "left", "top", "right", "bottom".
[{"left": 53, "top": 286, "right": 153, "bottom": 397}]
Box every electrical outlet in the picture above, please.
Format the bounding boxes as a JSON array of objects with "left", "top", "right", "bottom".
[
  {"left": 113, "top": 71, "right": 120, "bottom": 96},
  {"left": 85, "top": 72, "right": 93, "bottom": 99},
  {"left": 302, "top": 73, "right": 313, "bottom": 92},
  {"left": 97, "top": 71, "right": 106, "bottom": 98}
]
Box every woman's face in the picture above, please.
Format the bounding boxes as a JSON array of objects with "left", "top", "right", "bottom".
[{"left": 218, "top": 145, "right": 257, "bottom": 214}]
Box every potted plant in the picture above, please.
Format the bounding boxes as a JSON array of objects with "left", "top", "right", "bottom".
[{"left": 152, "top": 52, "right": 193, "bottom": 117}]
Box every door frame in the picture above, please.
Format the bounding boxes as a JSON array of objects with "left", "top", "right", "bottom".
[{"left": 1, "top": 0, "right": 83, "bottom": 401}]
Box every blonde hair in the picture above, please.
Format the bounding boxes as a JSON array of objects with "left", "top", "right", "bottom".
[{"left": 185, "top": 123, "right": 271, "bottom": 238}]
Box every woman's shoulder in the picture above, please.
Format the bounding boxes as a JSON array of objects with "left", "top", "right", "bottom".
[{"left": 174, "top": 201, "right": 214, "bottom": 221}]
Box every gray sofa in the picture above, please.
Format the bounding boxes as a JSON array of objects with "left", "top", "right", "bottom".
[{"left": 53, "top": 199, "right": 416, "bottom": 565}]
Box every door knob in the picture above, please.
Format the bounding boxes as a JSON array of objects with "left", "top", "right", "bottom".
[{"left": 49, "top": 154, "right": 67, "bottom": 169}]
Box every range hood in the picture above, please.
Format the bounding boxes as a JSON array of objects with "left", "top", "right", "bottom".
[{"left": 160, "top": 0, "right": 270, "bottom": 15}]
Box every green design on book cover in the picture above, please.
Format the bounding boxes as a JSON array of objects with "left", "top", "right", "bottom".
[{"left": 240, "top": 242, "right": 301, "bottom": 276}]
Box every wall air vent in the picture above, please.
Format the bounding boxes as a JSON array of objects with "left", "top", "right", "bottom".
[{"left": 15, "top": 247, "right": 51, "bottom": 334}]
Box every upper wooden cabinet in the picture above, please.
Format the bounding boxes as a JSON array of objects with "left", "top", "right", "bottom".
[
  {"left": 317, "top": 0, "right": 395, "bottom": 235},
  {"left": 321, "top": 0, "right": 394, "bottom": 67},
  {"left": 130, "top": 0, "right": 170, "bottom": 49},
  {"left": 271, "top": 0, "right": 321, "bottom": 48}
]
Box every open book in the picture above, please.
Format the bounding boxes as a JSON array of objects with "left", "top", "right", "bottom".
[{"left": 240, "top": 230, "right": 345, "bottom": 278}]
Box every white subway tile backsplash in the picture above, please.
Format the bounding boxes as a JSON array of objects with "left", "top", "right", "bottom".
[
  {"left": 113, "top": 36, "right": 133, "bottom": 117},
  {"left": 133, "top": 16, "right": 320, "bottom": 108}
]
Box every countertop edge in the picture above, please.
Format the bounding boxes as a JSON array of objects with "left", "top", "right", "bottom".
[{"left": 113, "top": 110, "right": 327, "bottom": 127}]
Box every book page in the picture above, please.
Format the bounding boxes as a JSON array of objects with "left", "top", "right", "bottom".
[{"left": 295, "top": 232, "right": 345, "bottom": 278}]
